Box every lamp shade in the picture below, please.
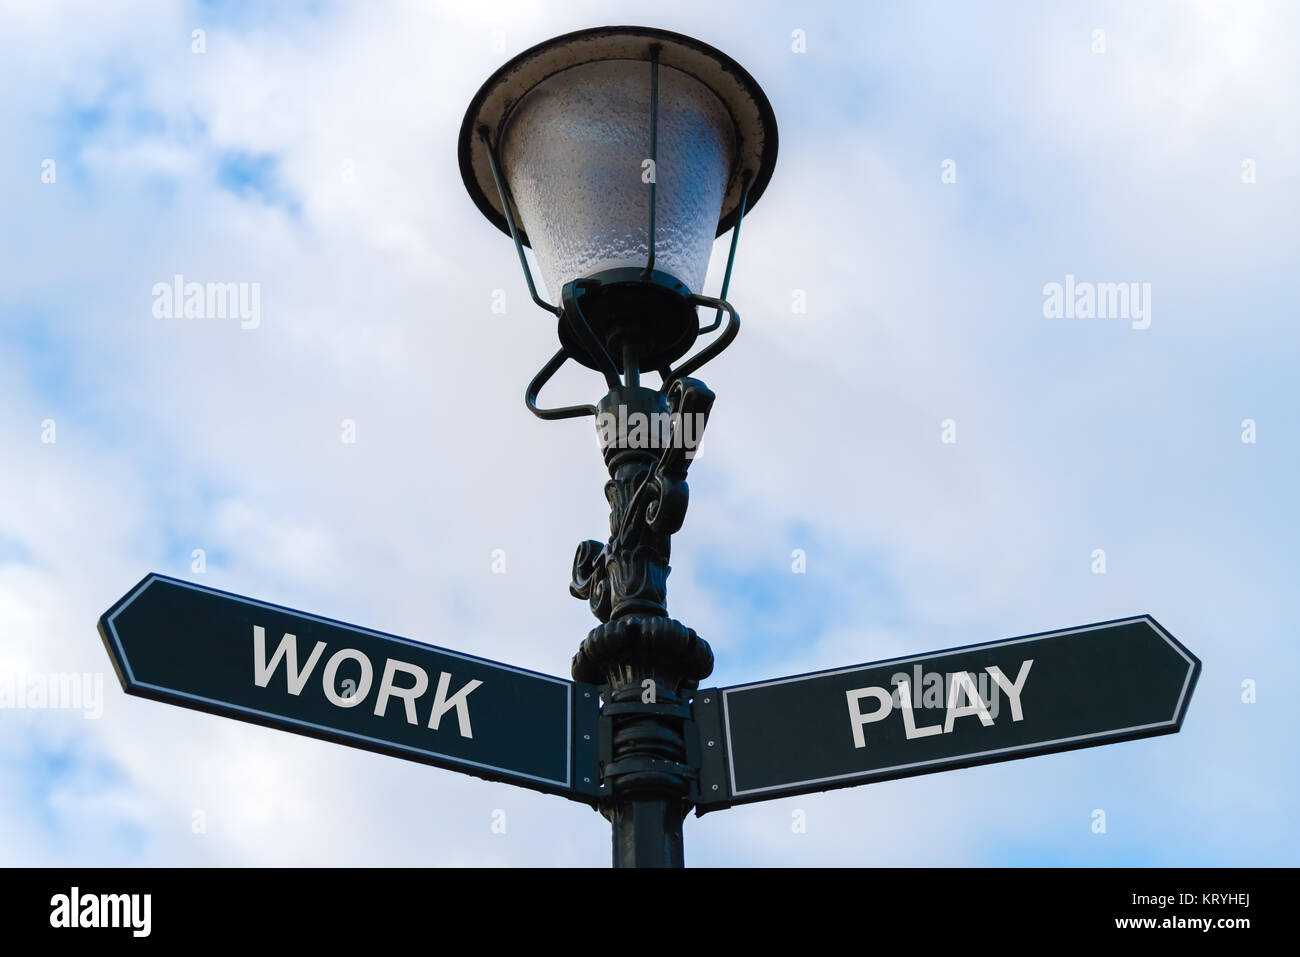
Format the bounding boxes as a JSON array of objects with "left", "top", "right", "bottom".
[
  {"left": 460, "top": 26, "right": 778, "bottom": 300},
  {"left": 499, "top": 59, "right": 733, "bottom": 300}
]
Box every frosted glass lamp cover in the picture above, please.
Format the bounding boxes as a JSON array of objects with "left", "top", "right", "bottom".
[
  {"left": 460, "top": 25, "right": 778, "bottom": 301},
  {"left": 499, "top": 60, "right": 733, "bottom": 300}
]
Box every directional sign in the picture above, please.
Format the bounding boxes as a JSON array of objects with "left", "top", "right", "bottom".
[
  {"left": 692, "top": 616, "right": 1199, "bottom": 811},
  {"left": 99, "top": 574, "right": 600, "bottom": 801}
]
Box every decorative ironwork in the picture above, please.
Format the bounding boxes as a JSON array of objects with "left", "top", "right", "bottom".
[{"left": 570, "top": 377, "right": 715, "bottom": 624}]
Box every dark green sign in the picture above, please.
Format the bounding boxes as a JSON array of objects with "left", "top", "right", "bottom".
[
  {"left": 99, "top": 574, "right": 599, "bottom": 801},
  {"left": 693, "top": 617, "right": 1199, "bottom": 811}
]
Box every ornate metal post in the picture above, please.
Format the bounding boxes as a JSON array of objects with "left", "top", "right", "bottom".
[
  {"left": 458, "top": 24, "right": 778, "bottom": 866},
  {"left": 570, "top": 379, "right": 716, "bottom": 866}
]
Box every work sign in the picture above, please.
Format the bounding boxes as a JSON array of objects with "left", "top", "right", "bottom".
[{"left": 99, "top": 574, "right": 599, "bottom": 800}]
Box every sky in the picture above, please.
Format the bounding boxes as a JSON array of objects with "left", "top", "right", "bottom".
[{"left": 1, "top": 0, "right": 1296, "bottom": 866}]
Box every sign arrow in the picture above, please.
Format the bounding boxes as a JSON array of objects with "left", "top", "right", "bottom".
[
  {"left": 99, "top": 574, "right": 600, "bottom": 802},
  {"left": 692, "top": 616, "right": 1199, "bottom": 811}
]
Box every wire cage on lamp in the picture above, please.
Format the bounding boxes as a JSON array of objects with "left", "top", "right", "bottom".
[{"left": 458, "top": 25, "right": 779, "bottom": 418}]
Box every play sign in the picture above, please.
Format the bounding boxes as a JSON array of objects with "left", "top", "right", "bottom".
[
  {"left": 692, "top": 617, "right": 1199, "bottom": 811},
  {"left": 99, "top": 574, "right": 600, "bottom": 801}
]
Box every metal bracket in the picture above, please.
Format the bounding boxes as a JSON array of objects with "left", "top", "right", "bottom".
[
  {"left": 690, "top": 688, "right": 730, "bottom": 813},
  {"left": 595, "top": 685, "right": 701, "bottom": 798},
  {"left": 700, "top": 171, "right": 752, "bottom": 334},
  {"left": 661, "top": 293, "right": 740, "bottom": 390},
  {"left": 477, "top": 125, "right": 563, "bottom": 318},
  {"left": 603, "top": 757, "right": 694, "bottom": 780},
  {"left": 562, "top": 280, "right": 623, "bottom": 389},
  {"left": 525, "top": 349, "right": 597, "bottom": 420},
  {"left": 572, "top": 682, "right": 603, "bottom": 804},
  {"left": 601, "top": 698, "right": 692, "bottom": 720},
  {"left": 642, "top": 44, "right": 661, "bottom": 280}
]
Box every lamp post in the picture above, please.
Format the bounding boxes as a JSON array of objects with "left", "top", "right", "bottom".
[
  {"left": 94, "top": 24, "right": 1201, "bottom": 871},
  {"left": 458, "top": 25, "right": 778, "bottom": 867}
]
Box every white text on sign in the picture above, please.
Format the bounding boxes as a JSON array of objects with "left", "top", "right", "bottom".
[
  {"left": 252, "top": 626, "right": 482, "bottom": 738},
  {"left": 845, "top": 660, "right": 1033, "bottom": 748}
]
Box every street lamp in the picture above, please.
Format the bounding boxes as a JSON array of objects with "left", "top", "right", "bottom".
[
  {"left": 459, "top": 25, "right": 778, "bottom": 866},
  {"left": 93, "top": 22, "right": 1203, "bottom": 875}
]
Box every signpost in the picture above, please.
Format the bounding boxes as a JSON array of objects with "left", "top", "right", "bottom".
[
  {"left": 98, "top": 576, "right": 1199, "bottom": 861},
  {"left": 691, "top": 617, "right": 1199, "bottom": 811},
  {"left": 86, "top": 28, "right": 1205, "bottom": 868},
  {"left": 99, "top": 574, "right": 600, "bottom": 802}
]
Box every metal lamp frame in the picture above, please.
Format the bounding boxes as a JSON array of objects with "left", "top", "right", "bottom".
[{"left": 476, "top": 45, "right": 751, "bottom": 421}]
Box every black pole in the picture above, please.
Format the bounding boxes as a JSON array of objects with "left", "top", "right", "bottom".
[
  {"left": 622, "top": 340, "right": 640, "bottom": 389},
  {"left": 570, "top": 382, "right": 716, "bottom": 866},
  {"left": 612, "top": 799, "right": 684, "bottom": 867}
]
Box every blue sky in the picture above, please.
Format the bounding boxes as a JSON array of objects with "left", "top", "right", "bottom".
[{"left": 1, "top": 0, "right": 1296, "bottom": 865}]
